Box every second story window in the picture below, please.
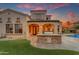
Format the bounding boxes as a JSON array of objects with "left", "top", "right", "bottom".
[
  {"left": 46, "top": 17, "right": 49, "bottom": 20},
  {"left": 8, "top": 12, "right": 10, "bottom": 15},
  {"left": 0, "top": 18, "right": 2, "bottom": 23},
  {"left": 16, "top": 18, "right": 20, "bottom": 23},
  {"left": 7, "top": 18, "right": 11, "bottom": 23}
]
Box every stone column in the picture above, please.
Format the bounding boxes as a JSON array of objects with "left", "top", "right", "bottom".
[
  {"left": 59, "top": 24, "right": 62, "bottom": 34},
  {"left": 13, "top": 23, "right": 15, "bottom": 34},
  {"left": 23, "top": 21, "right": 27, "bottom": 39},
  {"left": 26, "top": 23, "right": 30, "bottom": 40},
  {"left": 38, "top": 24, "right": 43, "bottom": 34},
  {"left": 54, "top": 24, "right": 58, "bottom": 34}
]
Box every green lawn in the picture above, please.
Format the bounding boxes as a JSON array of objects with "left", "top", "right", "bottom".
[{"left": 0, "top": 39, "right": 79, "bottom": 55}]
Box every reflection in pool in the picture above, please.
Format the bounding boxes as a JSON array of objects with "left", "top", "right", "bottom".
[{"left": 69, "top": 34, "right": 79, "bottom": 38}]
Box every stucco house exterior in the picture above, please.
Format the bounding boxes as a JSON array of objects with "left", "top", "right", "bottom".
[
  {"left": 0, "top": 9, "right": 29, "bottom": 39},
  {"left": 0, "top": 9, "right": 62, "bottom": 46},
  {"left": 27, "top": 10, "right": 62, "bottom": 46}
]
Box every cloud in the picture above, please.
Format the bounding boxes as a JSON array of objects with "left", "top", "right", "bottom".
[
  {"left": 48, "top": 3, "right": 69, "bottom": 9},
  {"left": 17, "top": 4, "right": 33, "bottom": 9},
  {"left": 33, "top": 6, "right": 45, "bottom": 10},
  {"left": 17, "top": 4, "right": 46, "bottom": 10},
  {"left": 67, "top": 11, "right": 76, "bottom": 17},
  {"left": 17, "top": 3, "right": 69, "bottom": 10},
  {"left": 66, "top": 11, "right": 79, "bottom": 22}
]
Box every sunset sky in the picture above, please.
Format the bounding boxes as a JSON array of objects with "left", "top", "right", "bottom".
[{"left": 0, "top": 3, "right": 79, "bottom": 21}]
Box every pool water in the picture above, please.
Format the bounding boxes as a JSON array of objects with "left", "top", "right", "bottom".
[{"left": 69, "top": 34, "right": 79, "bottom": 38}]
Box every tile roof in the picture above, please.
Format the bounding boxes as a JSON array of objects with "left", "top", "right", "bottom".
[{"left": 0, "top": 9, "right": 29, "bottom": 16}]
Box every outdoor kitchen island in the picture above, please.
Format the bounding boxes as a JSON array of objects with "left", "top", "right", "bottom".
[
  {"left": 37, "top": 34, "right": 61, "bottom": 44},
  {"left": 30, "top": 34, "right": 62, "bottom": 48}
]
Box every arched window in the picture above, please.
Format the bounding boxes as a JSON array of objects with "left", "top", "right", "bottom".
[
  {"left": 29, "top": 24, "right": 39, "bottom": 35},
  {"left": 43, "top": 24, "right": 54, "bottom": 33}
]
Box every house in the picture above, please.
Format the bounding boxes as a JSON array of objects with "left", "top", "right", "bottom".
[
  {"left": 0, "top": 9, "right": 29, "bottom": 39},
  {"left": 0, "top": 9, "right": 62, "bottom": 47},
  {"left": 26, "top": 10, "right": 62, "bottom": 46}
]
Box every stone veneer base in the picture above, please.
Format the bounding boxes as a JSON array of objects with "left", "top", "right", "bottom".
[{"left": 30, "top": 34, "right": 62, "bottom": 49}]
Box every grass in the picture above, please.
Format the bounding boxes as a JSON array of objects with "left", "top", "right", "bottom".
[{"left": 0, "top": 39, "right": 79, "bottom": 55}]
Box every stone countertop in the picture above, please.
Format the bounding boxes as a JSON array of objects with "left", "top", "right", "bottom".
[{"left": 37, "top": 34, "right": 61, "bottom": 37}]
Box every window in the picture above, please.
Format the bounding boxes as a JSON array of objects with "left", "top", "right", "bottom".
[
  {"left": 46, "top": 17, "right": 48, "bottom": 20},
  {"left": 6, "top": 24, "right": 13, "bottom": 33},
  {"left": 15, "top": 24, "right": 22, "bottom": 33},
  {"left": 29, "top": 24, "right": 39, "bottom": 35},
  {"left": 17, "top": 18, "right": 20, "bottom": 20},
  {"left": 7, "top": 18, "right": 11, "bottom": 23},
  {"left": 0, "top": 18, "right": 2, "bottom": 23},
  {"left": 16, "top": 18, "right": 20, "bottom": 23},
  {"left": 8, "top": 12, "right": 10, "bottom": 15},
  {"left": 43, "top": 24, "right": 54, "bottom": 32},
  {"left": 33, "top": 13, "right": 44, "bottom": 20}
]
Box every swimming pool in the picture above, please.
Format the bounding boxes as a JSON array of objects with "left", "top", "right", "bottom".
[{"left": 69, "top": 34, "right": 79, "bottom": 38}]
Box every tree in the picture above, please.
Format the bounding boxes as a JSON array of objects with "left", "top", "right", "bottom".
[{"left": 74, "top": 24, "right": 79, "bottom": 29}]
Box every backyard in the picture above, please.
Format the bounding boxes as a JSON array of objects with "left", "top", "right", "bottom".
[{"left": 0, "top": 39, "right": 79, "bottom": 55}]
